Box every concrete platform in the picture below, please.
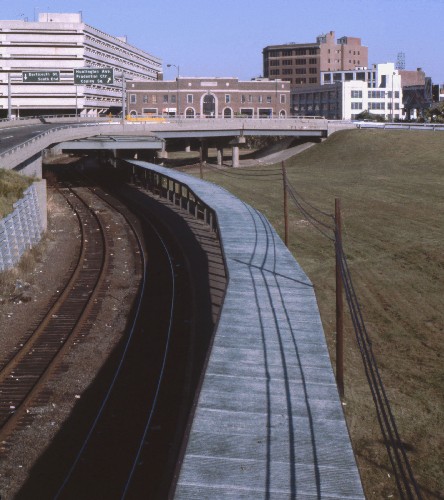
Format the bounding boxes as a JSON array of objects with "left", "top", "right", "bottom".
[{"left": 130, "top": 161, "right": 365, "bottom": 499}]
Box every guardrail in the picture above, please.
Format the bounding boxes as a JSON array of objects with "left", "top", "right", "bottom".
[
  {"left": 0, "top": 183, "right": 43, "bottom": 271},
  {"left": 127, "top": 160, "right": 218, "bottom": 235}
]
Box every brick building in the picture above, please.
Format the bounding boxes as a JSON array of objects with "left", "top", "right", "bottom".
[
  {"left": 263, "top": 31, "right": 368, "bottom": 87},
  {"left": 126, "top": 77, "right": 291, "bottom": 118}
]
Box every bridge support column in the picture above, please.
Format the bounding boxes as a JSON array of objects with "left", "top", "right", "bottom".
[
  {"left": 200, "top": 141, "right": 208, "bottom": 163},
  {"left": 185, "top": 141, "right": 191, "bottom": 153},
  {"left": 232, "top": 146, "right": 239, "bottom": 168},
  {"left": 157, "top": 141, "right": 168, "bottom": 160},
  {"left": 229, "top": 136, "right": 245, "bottom": 168},
  {"left": 217, "top": 147, "right": 223, "bottom": 166}
]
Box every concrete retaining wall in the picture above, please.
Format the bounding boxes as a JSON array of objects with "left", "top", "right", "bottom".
[{"left": 0, "top": 181, "right": 46, "bottom": 271}]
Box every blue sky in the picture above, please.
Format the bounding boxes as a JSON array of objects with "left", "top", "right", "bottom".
[{"left": 3, "top": 0, "right": 444, "bottom": 84}]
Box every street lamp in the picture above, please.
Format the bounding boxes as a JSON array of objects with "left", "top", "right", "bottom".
[{"left": 167, "top": 63, "right": 180, "bottom": 119}]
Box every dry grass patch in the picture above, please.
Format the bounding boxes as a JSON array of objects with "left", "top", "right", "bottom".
[{"left": 185, "top": 129, "right": 443, "bottom": 499}]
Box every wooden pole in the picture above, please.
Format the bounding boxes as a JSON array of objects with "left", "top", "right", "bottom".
[
  {"left": 335, "top": 198, "right": 344, "bottom": 399},
  {"left": 199, "top": 147, "right": 204, "bottom": 179},
  {"left": 282, "top": 162, "right": 289, "bottom": 247}
]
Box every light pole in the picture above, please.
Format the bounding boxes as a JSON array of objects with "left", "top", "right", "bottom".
[
  {"left": 167, "top": 63, "right": 180, "bottom": 119},
  {"left": 391, "top": 71, "right": 395, "bottom": 122},
  {"left": 7, "top": 72, "right": 12, "bottom": 120}
]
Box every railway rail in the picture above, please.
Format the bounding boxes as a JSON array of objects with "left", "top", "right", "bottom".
[
  {"left": 0, "top": 185, "right": 112, "bottom": 442},
  {"left": 2, "top": 166, "right": 224, "bottom": 499}
]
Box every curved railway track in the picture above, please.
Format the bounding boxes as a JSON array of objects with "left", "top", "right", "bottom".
[
  {"left": 0, "top": 186, "right": 111, "bottom": 442},
  {"left": 1, "top": 166, "right": 224, "bottom": 499}
]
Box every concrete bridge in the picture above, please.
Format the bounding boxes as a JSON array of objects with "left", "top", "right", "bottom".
[{"left": 0, "top": 117, "right": 355, "bottom": 175}]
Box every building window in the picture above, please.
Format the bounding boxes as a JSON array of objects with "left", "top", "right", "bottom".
[
  {"left": 369, "top": 102, "right": 385, "bottom": 110},
  {"left": 130, "top": 94, "right": 136, "bottom": 104},
  {"left": 266, "top": 96, "right": 272, "bottom": 103},
  {"left": 241, "top": 95, "right": 246, "bottom": 103},
  {"left": 163, "top": 95, "right": 168, "bottom": 103},
  {"left": 324, "top": 74, "right": 331, "bottom": 82},
  {"left": 187, "top": 94, "right": 193, "bottom": 103},
  {"left": 351, "top": 90, "right": 362, "bottom": 98},
  {"left": 280, "top": 94, "right": 286, "bottom": 104},
  {"left": 296, "top": 68, "right": 306, "bottom": 74},
  {"left": 309, "top": 78, "right": 317, "bottom": 84},
  {"left": 171, "top": 95, "right": 176, "bottom": 103},
  {"left": 295, "top": 48, "right": 306, "bottom": 55},
  {"left": 270, "top": 60, "right": 279, "bottom": 66},
  {"left": 225, "top": 94, "right": 231, "bottom": 103},
  {"left": 309, "top": 68, "right": 317, "bottom": 74},
  {"left": 295, "top": 59, "right": 307, "bottom": 65},
  {"left": 143, "top": 108, "right": 157, "bottom": 114},
  {"left": 282, "top": 50, "right": 292, "bottom": 56},
  {"left": 282, "top": 68, "right": 293, "bottom": 75},
  {"left": 258, "top": 95, "right": 263, "bottom": 103},
  {"left": 152, "top": 95, "right": 157, "bottom": 104},
  {"left": 283, "top": 59, "right": 292, "bottom": 66},
  {"left": 309, "top": 58, "right": 317, "bottom": 65},
  {"left": 270, "top": 69, "right": 280, "bottom": 75},
  {"left": 143, "top": 95, "right": 148, "bottom": 103},
  {"left": 248, "top": 95, "right": 253, "bottom": 102},
  {"left": 351, "top": 102, "right": 363, "bottom": 110},
  {"left": 308, "top": 48, "right": 317, "bottom": 55}
]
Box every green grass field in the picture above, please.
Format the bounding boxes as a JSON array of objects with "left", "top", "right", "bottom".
[{"left": 183, "top": 129, "right": 443, "bottom": 499}]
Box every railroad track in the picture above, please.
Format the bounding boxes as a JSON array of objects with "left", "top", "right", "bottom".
[
  {"left": 0, "top": 185, "right": 113, "bottom": 443},
  {"left": 2, "top": 167, "right": 225, "bottom": 499}
]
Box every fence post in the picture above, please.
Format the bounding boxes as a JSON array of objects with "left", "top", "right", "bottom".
[
  {"left": 199, "top": 148, "right": 204, "bottom": 180},
  {"left": 335, "top": 198, "right": 344, "bottom": 399},
  {"left": 282, "top": 161, "right": 289, "bottom": 247}
]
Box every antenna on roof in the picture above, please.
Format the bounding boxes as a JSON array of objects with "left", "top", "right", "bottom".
[{"left": 396, "top": 52, "right": 405, "bottom": 70}]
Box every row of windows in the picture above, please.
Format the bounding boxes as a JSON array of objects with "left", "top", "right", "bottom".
[
  {"left": 368, "top": 91, "right": 400, "bottom": 99},
  {"left": 131, "top": 93, "right": 286, "bottom": 104},
  {"left": 281, "top": 68, "right": 317, "bottom": 75},
  {"left": 267, "top": 48, "right": 318, "bottom": 57}
]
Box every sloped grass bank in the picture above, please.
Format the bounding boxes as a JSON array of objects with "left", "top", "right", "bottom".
[{"left": 194, "top": 129, "right": 443, "bottom": 499}]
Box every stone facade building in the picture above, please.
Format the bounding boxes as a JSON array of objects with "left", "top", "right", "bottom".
[
  {"left": 0, "top": 12, "right": 161, "bottom": 117},
  {"left": 126, "top": 77, "right": 291, "bottom": 118}
]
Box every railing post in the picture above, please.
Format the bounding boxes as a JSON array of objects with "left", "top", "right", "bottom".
[
  {"left": 335, "top": 198, "right": 344, "bottom": 399},
  {"left": 282, "top": 161, "right": 289, "bottom": 247}
]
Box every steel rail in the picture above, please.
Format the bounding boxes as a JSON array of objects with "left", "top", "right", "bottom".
[{"left": 0, "top": 186, "right": 109, "bottom": 442}]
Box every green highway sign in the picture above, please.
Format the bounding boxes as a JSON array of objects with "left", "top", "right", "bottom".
[
  {"left": 74, "top": 68, "right": 114, "bottom": 85},
  {"left": 23, "top": 71, "right": 60, "bottom": 83}
]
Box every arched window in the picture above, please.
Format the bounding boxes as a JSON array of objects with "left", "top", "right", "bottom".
[
  {"left": 203, "top": 94, "right": 216, "bottom": 117},
  {"left": 279, "top": 110, "right": 286, "bottom": 118},
  {"left": 186, "top": 107, "right": 195, "bottom": 118},
  {"left": 223, "top": 107, "right": 233, "bottom": 119}
]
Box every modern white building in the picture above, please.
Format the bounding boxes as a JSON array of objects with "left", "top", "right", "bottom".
[
  {"left": 292, "top": 62, "right": 404, "bottom": 120},
  {"left": 0, "top": 12, "right": 162, "bottom": 117}
]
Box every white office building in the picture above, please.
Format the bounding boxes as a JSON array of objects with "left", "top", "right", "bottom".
[
  {"left": 0, "top": 13, "right": 162, "bottom": 117},
  {"left": 293, "top": 62, "right": 404, "bottom": 120}
]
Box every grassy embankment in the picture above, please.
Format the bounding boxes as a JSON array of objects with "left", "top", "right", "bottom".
[
  {"left": 180, "top": 129, "right": 443, "bottom": 499},
  {"left": 0, "top": 169, "right": 33, "bottom": 218}
]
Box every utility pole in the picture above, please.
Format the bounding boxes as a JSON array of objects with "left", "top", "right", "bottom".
[
  {"left": 282, "top": 162, "right": 289, "bottom": 247},
  {"left": 335, "top": 198, "right": 344, "bottom": 399}
]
